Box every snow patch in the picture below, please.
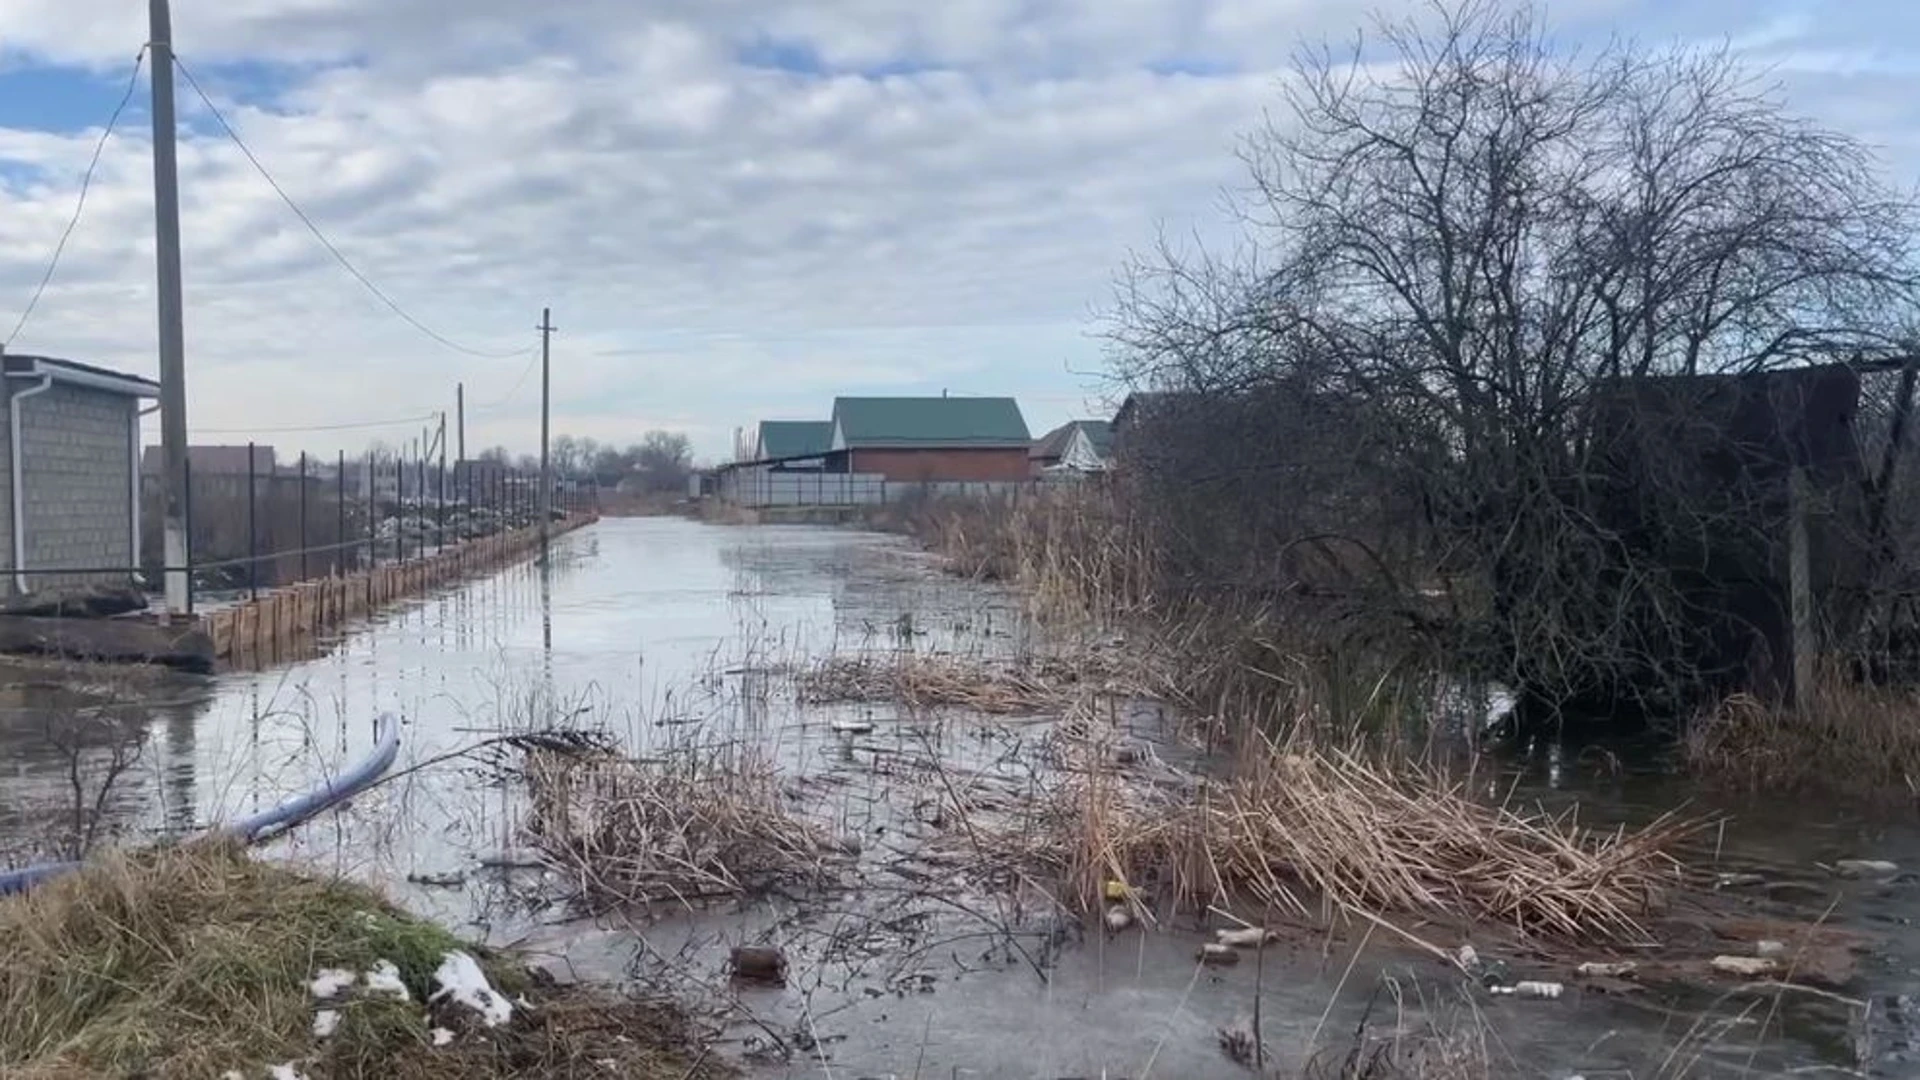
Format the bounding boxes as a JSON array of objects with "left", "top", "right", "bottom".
[
  {"left": 430, "top": 1027, "right": 455, "bottom": 1047},
  {"left": 312, "top": 1009, "right": 340, "bottom": 1039},
  {"left": 268, "top": 1065, "right": 308, "bottom": 1080},
  {"left": 429, "top": 950, "right": 513, "bottom": 1027},
  {"left": 308, "top": 969, "right": 354, "bottom": 1000},
  {"left": 363, "top": 959, "right": 411, "bottom": 1001}
]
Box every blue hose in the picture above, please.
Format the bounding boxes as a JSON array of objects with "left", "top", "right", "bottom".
[{"left": 0, "top": 713, "right": 403, "bottom": 896}]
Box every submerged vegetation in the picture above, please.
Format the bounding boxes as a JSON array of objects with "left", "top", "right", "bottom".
[
  {"left": 981, "top": 732, "right": 1699, "bottom": 940},
  {"left": 0, "top": 843, "right": 725, "bottom": 1079},
  {"left": 521, "top": 741, "right": 837, "bottom": 911}
]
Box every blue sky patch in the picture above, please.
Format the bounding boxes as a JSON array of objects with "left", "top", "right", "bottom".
[{"left": 0, "top": 62, "right": 147, "bottom": 134}]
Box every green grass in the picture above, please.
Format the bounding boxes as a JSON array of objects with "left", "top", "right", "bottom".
[{"left": 0, "top": 841, "right": 726, "bottom": 1079}]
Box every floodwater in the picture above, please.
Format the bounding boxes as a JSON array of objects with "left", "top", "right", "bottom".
[{"left": 1, "top": 517, "right": 1918, "bottom": 1077}]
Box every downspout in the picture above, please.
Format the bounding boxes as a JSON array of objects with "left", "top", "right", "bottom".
[
  {"left": 133, "top": 404, "right": 160, "bottom": 585},
  {"left": 9, "top": 372, "right": 53, "bottom": 594}
]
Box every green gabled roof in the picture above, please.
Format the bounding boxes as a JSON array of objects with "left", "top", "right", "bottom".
[
  {"left": 757, "top": 420, "right": 832, "bottom": 461},
  {"left": 1076, "top": 419, "right": 1114, "bottom": 458},
  {"left": 831, "top": 396, "right": 1030, "bottom": 448}
]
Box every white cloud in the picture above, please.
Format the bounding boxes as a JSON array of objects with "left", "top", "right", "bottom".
[{"left": 0, "top": 0, "right": 1911, "bottom": 459}]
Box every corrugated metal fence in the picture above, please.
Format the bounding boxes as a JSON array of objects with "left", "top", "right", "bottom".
[{"left": 718, "top": 467, "right": 1070, "bottom": 507}]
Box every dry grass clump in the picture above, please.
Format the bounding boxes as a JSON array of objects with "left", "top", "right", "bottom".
[
  {"left": 1686, "top": 667, "right": 1920, "bottom": 797},
  {"left": 795, "top": 650, "right": 1144, "bottom": 714},
  {"left": 523, "top": 743, "right": 837, "bottom": 910},
  {"left": 0, "top": 842, "right": 726, "bottom": 1079},
  {"left": 996, "top": 739, "right": 1697, "bottom": 942},
  {"left": 861, "top": 490, "right": 1160, "bottom": 620}
]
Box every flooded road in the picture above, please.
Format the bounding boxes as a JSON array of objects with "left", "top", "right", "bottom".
[{"left": 3, "top": 517, "right": 1920, "bottom": 1077}]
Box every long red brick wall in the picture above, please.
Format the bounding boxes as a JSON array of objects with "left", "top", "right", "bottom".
[{"left": 849, "top": 447, "right": 1031, "bottom": 482}]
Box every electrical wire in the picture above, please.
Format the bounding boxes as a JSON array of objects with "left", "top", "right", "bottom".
[
  {"left": 470, "top": 349, "right": 542, "bottom": 412},
  {"left": 191, "top": 411, "right": 438, "bottom": 435},
  {"left": 4, "top": 47, "right": 148, "bottom": 350},
  {"left": 171, "top": 54, "right": 528, "bottom": 360}
]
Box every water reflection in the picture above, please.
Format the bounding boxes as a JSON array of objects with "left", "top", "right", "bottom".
[{"left": 3, "top": 518, "right": 1914, "bottom": 1076}]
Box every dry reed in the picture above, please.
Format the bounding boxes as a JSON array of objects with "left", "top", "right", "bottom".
[
  {"left": 1686, "top": 665, "right": 1920, "bottom": 797},
  {"left": 986, "top": 734, "right": 1698, "bottom": 943},
  {"left": 521, "top": 744, "right": 837, "bottom": 910},
  {"left": 795, "top": 650, "right": 1145, "bottom": 715}
]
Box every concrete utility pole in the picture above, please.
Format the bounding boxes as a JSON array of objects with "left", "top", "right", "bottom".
[
  {"left": 537, "top": 307, "right": 555, "bottom": 551},
  {"left": 150, "top": 0, "right": 190, "bottom": 615},
  {"left": 456, "top": 382, "right": 465, "bottom": 463}
]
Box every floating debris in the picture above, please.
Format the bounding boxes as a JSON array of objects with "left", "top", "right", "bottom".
[
  {"left": 1575, "top": 961, "right": 1637, "bottom": 978},
  {"left": 1714, "top": 872, "right": 1767, "bottom": 889},
  {"left": 1215, "top": 926, "right": 1276, "bottom": 948},
  {"left": 1711, "top": 955, "right": 1779, "bottom": 977},
  {"left": 1490, "top": 981, "right": 1563, "bottom": 1000},
  {"left": 1198, "top": 943, "right": 1240, "bottom": 966},
  {"left": 1755, "top": 940, "right": 1787, "bottom": 958},
  {"left": 729, "top": 945, "right": 788, "bottom": 984},
  {"left": 829, "top": 717, "right": 876, "bottom": 735},
  {"left": 1104, "top": 905, "right": 1134, "bottom": 932},
  {"left": 407, "top": 870, "right": 468, "bottom": 889},
  {"left": 1833, "top": 859, "right": 1900, "bottom": 880}
]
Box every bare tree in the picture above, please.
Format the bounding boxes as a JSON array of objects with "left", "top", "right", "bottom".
[{"left": 1107, "top": 0, "right": 1918, "bottom": 712}]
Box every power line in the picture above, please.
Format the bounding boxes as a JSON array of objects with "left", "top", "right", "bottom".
[
  {"left": 171, "top": 54, "right": 527, "bottom": 360},
  {"left": 471, "top": 348, "right": 541, "bottom": 412},
  {"left": 4, "top": 48, "right": 148, "bottom": 350},
  {"left": 191, "top": 411, "right": 438, "bottom": 435}
]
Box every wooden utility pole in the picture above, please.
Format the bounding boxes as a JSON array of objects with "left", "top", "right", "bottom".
[
  {"left": 1789, "top": 467, "right": 1814, "bottom": 712},
  {"left": 456, "top": 382, "right": 465, "bottom": 463},
  {"left": 150, "top": 0, "right": 190, "bottom": 614},
  {"left": 537, "top": 307, "right": 555, "bottom": 551}
]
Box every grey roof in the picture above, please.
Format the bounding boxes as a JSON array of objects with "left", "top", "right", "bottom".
[
  {"left": 5, "top": 353, "right": 160, "bottom": 396},
  {"left": 1032, "top": 419, "right": 1114, "bottom": 461},
  {"left": 757, "top": 420, "right": 833, "bottom": 461},
  {"left": 831, "top": 396, "right": 1030, "bottom": 449}
]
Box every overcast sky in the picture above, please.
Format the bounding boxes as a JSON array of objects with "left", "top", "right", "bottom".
[{"left": 0, "top": 1, "right": 1913, "bottom": 461}]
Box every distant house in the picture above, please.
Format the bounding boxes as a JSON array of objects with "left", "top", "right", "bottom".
[
  {"left": 826, "top": 396, "right": 1032, "bottom": 482},
  {"left": 3, "top": 354, "right": 159, "bottom": 595},
  {"left": 1030, "top": 420, "right": 1114, "bottom": 475},
  {"left": 141, "top": 444, "right": 275, "bottom": 478},
  {"left": 749, "top": 420, "right": 833, "bottom": 470}
]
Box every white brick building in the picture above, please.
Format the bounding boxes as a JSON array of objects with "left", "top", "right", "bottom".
[{"left": 0, "top": 355, "right": 159, "bottom": 596}]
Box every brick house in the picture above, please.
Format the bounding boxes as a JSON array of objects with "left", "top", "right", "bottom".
[
  {"left": 826, "top": 397, "right": 1031, "bottom": 481},
  {"left": 2, "top": 354, "right": 160, "bottom": 595}
]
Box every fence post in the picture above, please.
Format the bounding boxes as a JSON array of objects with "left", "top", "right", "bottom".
[
  {"left": 417, "top": 446, "right": 426, "bottom": 554},
  {"left": 299, "top": 450, "right": 309, "bottom": 581},
  {"left": 246, "top": 441, "right": 258, "bottom": 600},
  {"left": 395, "top": 453, "right": 405, "bottom": 564}
]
